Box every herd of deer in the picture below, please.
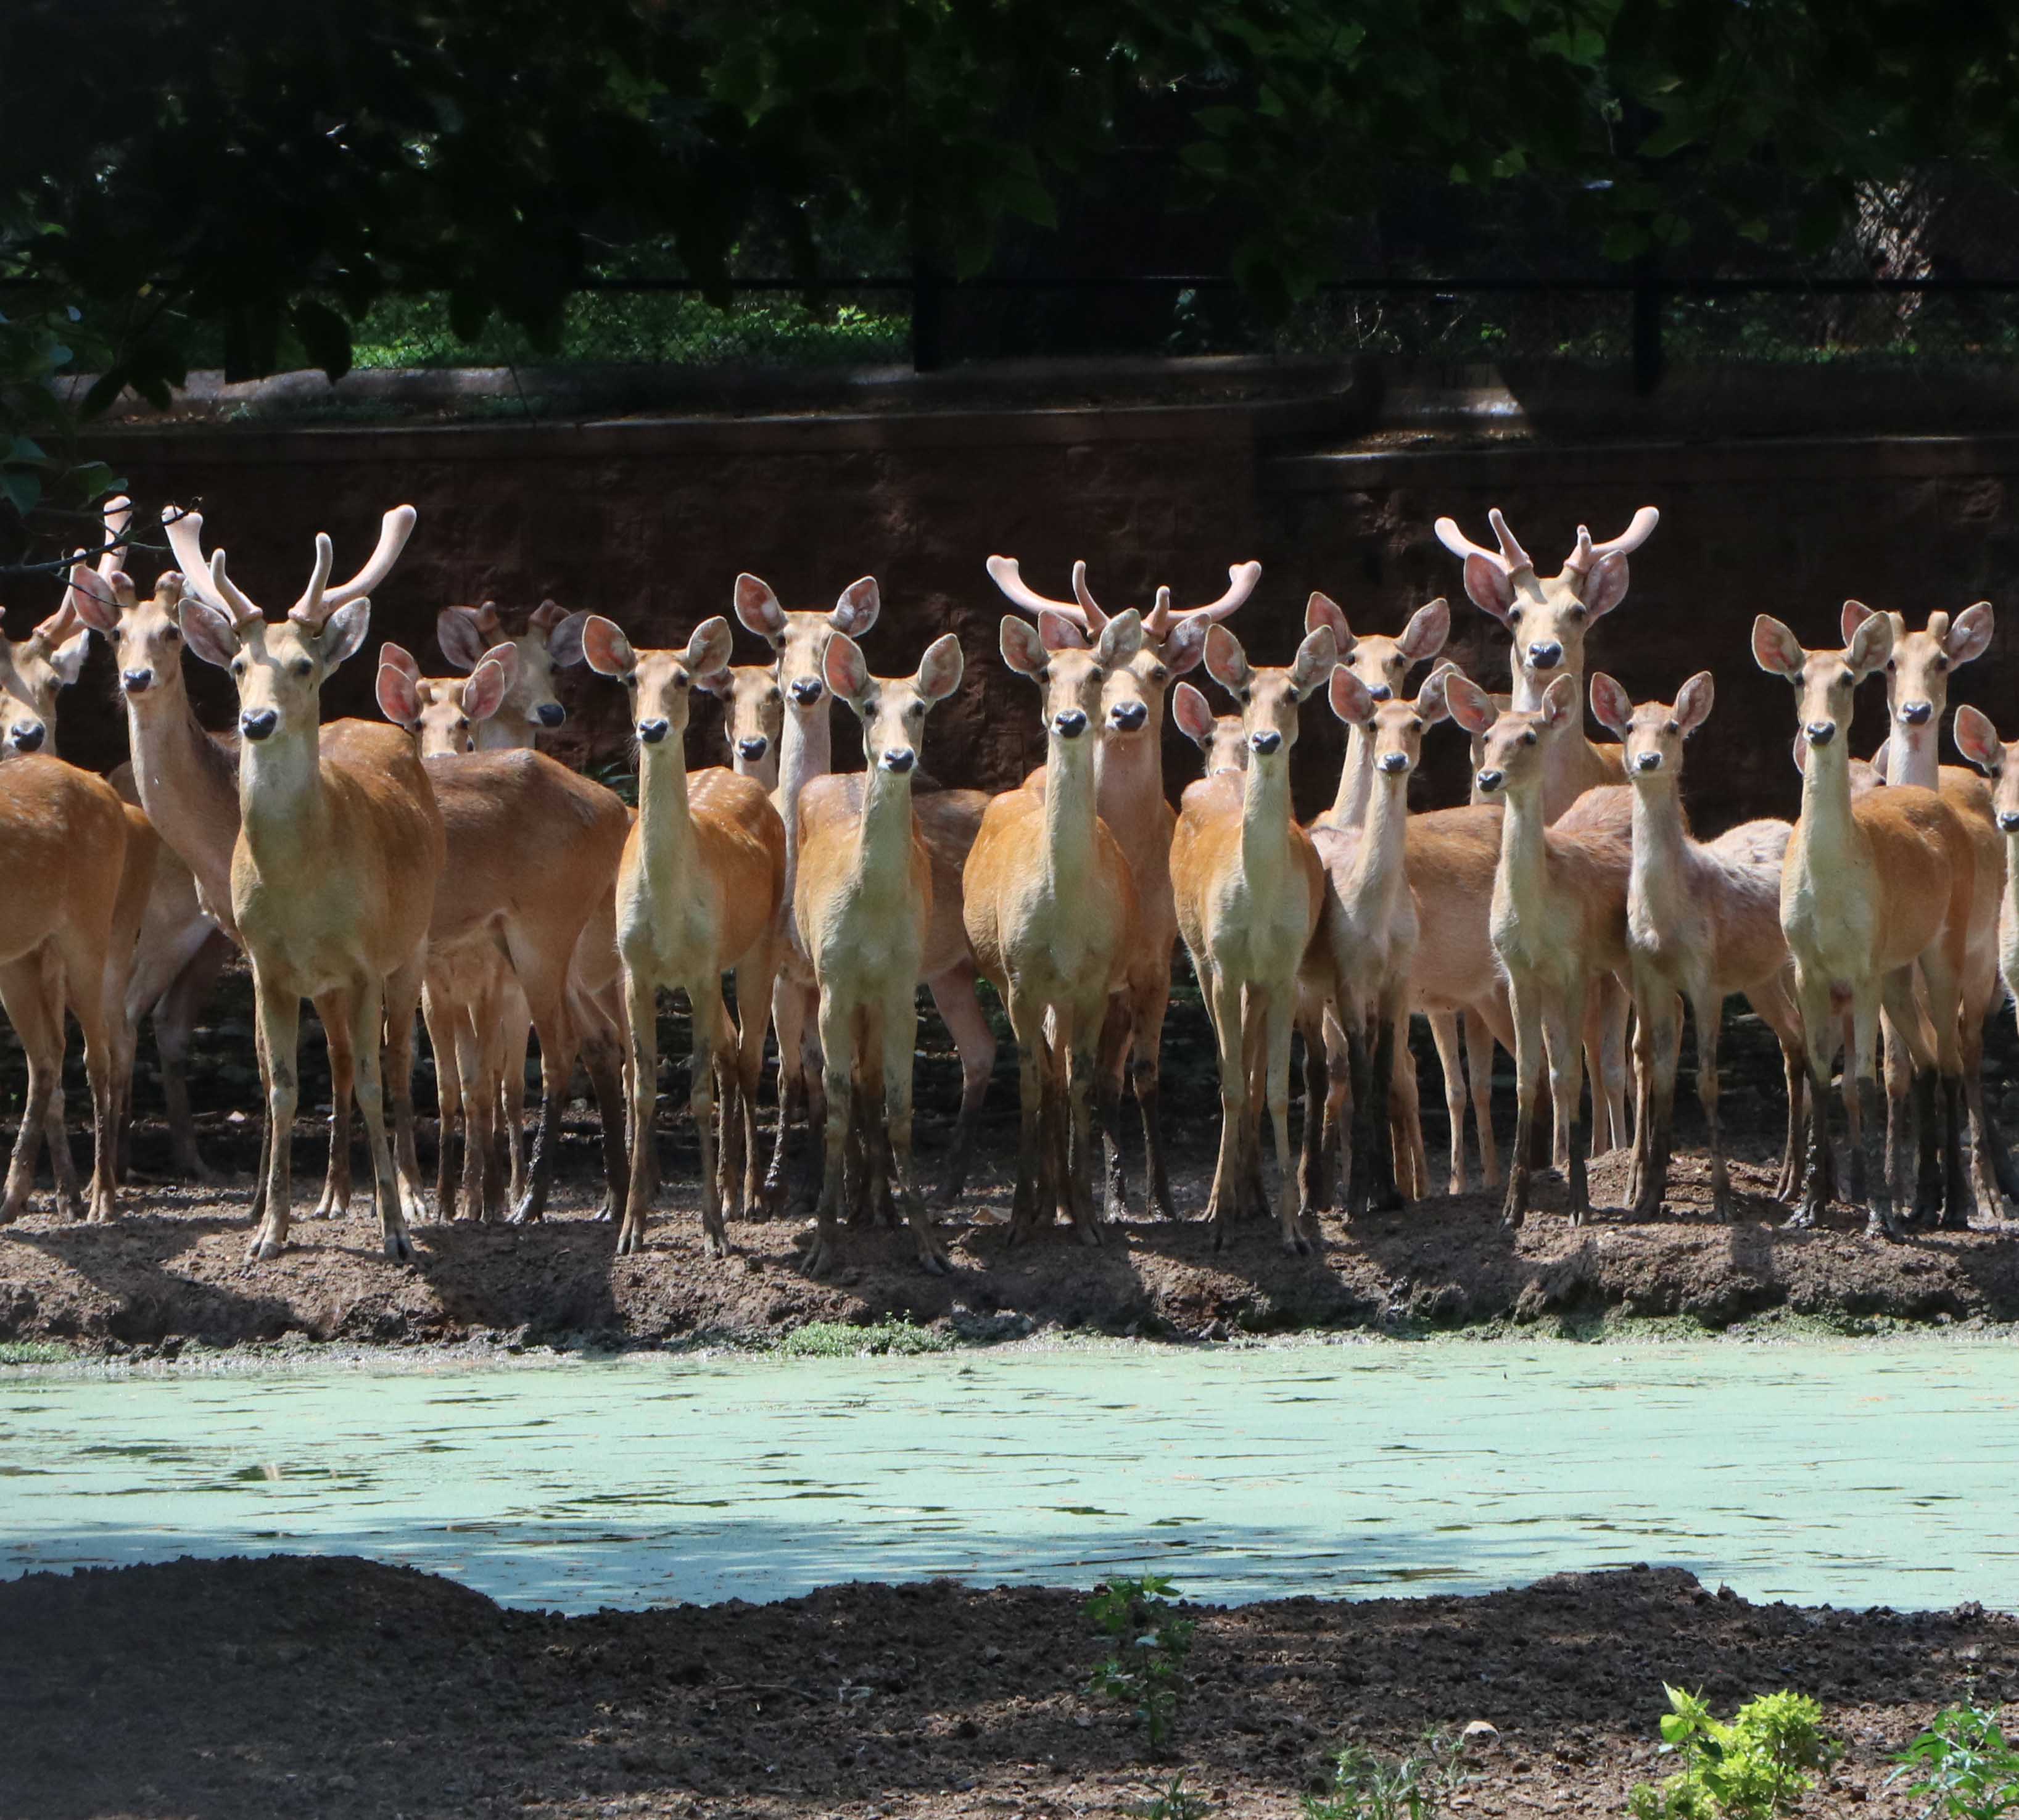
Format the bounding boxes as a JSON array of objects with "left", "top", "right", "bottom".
[{"left": 2, "top": 490, "right": 2017, "bottom": 1277}]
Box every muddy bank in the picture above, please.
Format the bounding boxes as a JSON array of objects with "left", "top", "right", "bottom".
[
  {"left": 3, "top": 1554, "right": 2010, "bottom": 1818},
  {"left": 3, "top": 1135, "right": 2018, "bottom": 1352}
]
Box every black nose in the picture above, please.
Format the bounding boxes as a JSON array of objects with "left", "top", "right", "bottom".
[
  {"left": 122, "top": 668, "right": 154, "bottom": 695},
  {"left": 1054, "top": 709, "right": 1088, "bottom": 739},
  {"left": 1899, "top": 700, "right": 1933, "bottom": 726},
  {"left": 239, "top": 708, "right": 277, "bottom": 742},
  {"left": 637, "top": 718, "right": 669, "bottom": 745},
  {"left": 1378, "top": 750, "right": 1408, "bottom": 774},
  {"left": 1804, "top": 721, "right": 1836, "bottom": 747},
  {"left": 1527, "top": 641, "right": 1564, "bottom": 670},
  {"left": 737, "top": 735, "right": 769, "bottom": 761},
  {"left": 1109, "top": 700, "right": 1147, "bottom": 732},
  {"left": 1635, "top": 750, "right": 1662, "bottom": 772},
  {"left": 791, "top": 677, "right": 824, "bottom": 706},
  {"left": 8, "top": 722, "right": 45, "bottom": 753},
  {"left": 537, "top": 701, "right": 566, "bottom": 727},
  {"left": 1476, "top": 768, "right": 1504, "bottom": 793},
  {"left": 2002, "top": 812, "right": 2019, "bottom": 833},
  {"left": 1368, "top": 684, "right": 1393, "bottom": 702},
  {"left": 1249, "top": 729, "right": 1282, "bottom": 756},
  {"left": 882, "top": 747, "right": 916, "bottom": 774}
]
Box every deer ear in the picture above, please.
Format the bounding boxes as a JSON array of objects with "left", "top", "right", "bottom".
[
  {"left": 1791, "top": 730, "right": 1809, "bottom": 775},
  {"left": 1038, "top": 609, "right": 1088, "bottom": 653},
  {"left": 1397, "top": 598, "right": 1450, "bottom": 661},
  {"left": 1162, "top": 613, "right": 1210, "bottom": 677},
  {"left": 1841, "top": 599, "right": 1877, "bottom": 648},
  {"left": 1443, "top": 672, "right": 1497, "bottom": 736},
  {"left": 831, "top": 577, "right": 880, "bottom": 637},
  {"left": 1674, "top": 671, "right": 1716, "bottom": 736},
  {"left": 915, "top": 632, "right": 964, "bottom": 704},
  {"left": 376, "top": 661, "right": 422, "bottom": 728},
  {"left": 684, "top": 616, "right": 734, "bottom": 679},
  {"left": 321, "top": 602, "right": 372, "bottom": 669},
  {"left": 46, "top": 625, "right": 91, "bottom": 687},
  {"left": 1463, "top": 555, "right": 1516, "bottom": 623},
  {"left": 1868, "top": 735, "right": 1891, "bottom": 783},
  {"left": 546, "top": 610, "right": 590, "bottom": 668},
  {"left": 65, "top": 562, "right": 121, "bottom": 634},
  {"left": 1582, "top": 553, "right": 1631, "bottom": 620},
  {"left": 1172, "top": 680, "right": 1216, "bottom": 747},
  {"left": 1000, "top": 616, "right": 1047, "bottom": 677},
  {"left": 1289, "top": 627, "right": 1338, "bottom": 698},
  {"left": 437, "top": 606, "right": 489, "bottom": 671},
  {"left": 1304, "top": 592, "right": 1353, "bottom": 649},
  {"left": 1095, "top": 608, "right": 1144, "bottom": 669},
  {"left": 1847, "top": 609, "right": 1894, "bottom": 677},
  {"left": 735, "top": 574, "right": 787, "bottom": 638},
  {"left": 1954, "top": 705, "right": 2004, "bottom": 774},
  {"left": 379, "top": 642, "right": 421, "bottom": 684},
  {"left": 1204, "top": 625, "right": 1249, "bottom": 693},
  {"left": 1328, "top": 664, "right": 1376, "bottom": 726},
  {"left": 824, "top": 631, "right": 872, "bottom": 703},
  {"left": 1540, "top": 671, "right": 1579, "bottom": 727},
  {"left": 1415, "top": 662, "right": 1456, "bottom": 727},
  {"left": 1588, "top": 671, "right": 1633, "bottom": 737},
  {"left": 462, "top": 656, "right": 511, "bottom": 723},
  {"left": 1949, "top": 602, "right": 1994, "bottom": 666},
  {"left": 580, "top": 614, "right": 636, "bottom": 677},
  {"left": 477, "top": 641, "right": 520, "bottom": 696},
  {"left": 1752, "top": 615, "right": 1806, "bottom": 679}
]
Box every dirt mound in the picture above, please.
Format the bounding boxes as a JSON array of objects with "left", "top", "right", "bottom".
[{"left": 2, "top": 1553, "right": 2008, "bottom": 1816}]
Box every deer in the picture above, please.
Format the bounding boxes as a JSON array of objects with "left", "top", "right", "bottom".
[
  {"left": 701, "top": 665, "right": 785, "bottom": 789},
  {"left": 1587, "top": 671, "right": 1809, "bottom": 1220},
  {"left": 579, "top": 613, "right": 787, "bottom": 1257},
  {"left": 0, "top": 755, "right": 132, "bottom": 1225},
  {"left": 793, "top": 630, "right": 965, "bottom": 1274},
  {"left": 1952, "top": 706, "right": 2019, "bottom": 1067},
  {"left": 734, "top": 574, "right": 996, "bottom": 1213},
  {"left": 1444, "top": 672, "right": 1633, "bottom": 1228},
  {"left": 169, "top": 503, "right": 448, "bottom": 1260},
  {"left": 1305, "top": 661, "right": 1457, "bottom": 1216},
  {"left": 436, "top": 600, "right": 590, "bottom": 745},
  {"left": 1173, "top": 681, "right": 1250, "bottom": 780},
  {"left": 984, "top": 555, "right": 1258, "bottom": 1220},
  {"left": 964, "top": 607, "right": 1146, "bottom": 1245},
  {"left": 1752, "top": 610, "right": 1978, "bottom": 1238},
  {"left": 1171, "top": 620, "right": 1336, "bottom": 1253},
  {"left": 1843, "top": 600, "right": 2012, "bottom": 1222}
]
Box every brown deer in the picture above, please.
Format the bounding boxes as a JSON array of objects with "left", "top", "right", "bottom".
[
  {"left": 1445, "top": 672, "right": 1632, "bottom": 1227},
  {"left": 1844, "top": 600, "right": 2011, "bottom": 1222},
  {"left": 1587, "top": 671, "right": 1808, "bottom": 1220},
  {"left": 0, "top": 756, "right": 131, "bottom": 1224},
  {"left": 171, "top": 505, "right": 448, "bottom": 1260},
  {"left": 1303, "top": 593, "right": 1450, "bottom": 832},
  {"left": 1171, "top": 620, "right": 1336, "bottom": 1252},
  {"left": 700, "top": 664, "right": 785, "bottom": 789},
  {"left": 436, "top": 600, "right": 590, "bottom": 746},
  {"left": 794, "top": 630, "right": 965, "bottom": 1274},
  {"left": 580, "top": 613, "right": 787, "bottom": 1256},
  {"left": 1952, "top": 706, "right": 2019, "bottom": 1064},
  {"left": 964, "top": 607, "right": 1146, "bottom": 1245},
  {"left": 985, "top": 555, "right": 1257, "bottom": 1219},
  {"left": 1173, "top": 680, "right": 1250, "bottom": 780},
  {"left": 1753, "top": 611, "right": 1977, "bottom": 1236}
]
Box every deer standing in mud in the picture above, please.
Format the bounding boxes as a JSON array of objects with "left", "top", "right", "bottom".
[
  {"left": 1171, "top": 621, "right": 1335, "bottom": 1254},
  {"left": 985, "top": 555, "right": 1259, "bottom": 1219},
  {"left": 795, "top": 631, "right": 965, "bottom": 1275},
  {"left": 173, "top": 505, "right": 446, "bottom": 1262},
  {"left": 1587, "top": 671, "right": 1808, "bottom": 1220},
  {"left": 964, "top": 607, "right": 1146, "bottom": 1247},
  {"left": 1753, "top": 611, "right": 1977, "bottom": 1238},
  {"left": 581, "top": 614, "right": 785, "bottom": 1257}
]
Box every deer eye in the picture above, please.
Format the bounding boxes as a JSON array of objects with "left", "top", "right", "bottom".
[
  {"left": 1839, "top": 668, "right": 1856, "bottom": 687},
  {"left": 767, "top": 687, "right": 781, "bottom": 704},
  {"left": 163, "top": 626, "right": 181, "bottom": 644},
  {"left": 1522, "top": 729, "right": 1538, "bottom": 747},
  {"left": 1569, "top": 605, "right": 1587, "bottom": 620},
  {"left": 1936, "top": 656, "right": 1950, "bottom": 672},
  {"left": 1150, "top": 664, "right": 1168, "bottom": 685},
  {"left": 1885, "top": 659, "right": 1897, "bottom": 672},
  {"left": 230, "top": 657, "right": 246, "bottom": 676},
  {"left": 292, "top": 658, "right": 313, "bottom": 678},
  {"left": 623, "top": 672, "right": 638, "bottom": 689},
  {"left": 1237, "top": 687, "right": 1252, "bottom": 705},
  {"left": 674, "top": 672, "right": 689, "bottom": 690},
  {"left": 1664, "top": 720, "right": 1680, "bottom": 737},
  {"left": 1507, "top": 606, "right": 1522, "bottom": 622}
]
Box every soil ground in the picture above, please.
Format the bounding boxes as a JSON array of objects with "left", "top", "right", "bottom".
[{"left": 3, "top": 1555, "right": 2010, "bottom": 1818}]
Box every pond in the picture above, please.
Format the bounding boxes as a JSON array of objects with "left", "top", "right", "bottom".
[{"left": 2, "top": 1337, "right": 2015, "bottom": 1615}]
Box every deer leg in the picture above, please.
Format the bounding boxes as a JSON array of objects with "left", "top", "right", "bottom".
[
  {"left": 1630, "top": 985, "right": 1678, "bottom": 1222},
  {"left": 616, "top": 970, "right": 660, "bottom": 1257},
  {"left": 1002, "top": 981, "right": 1048, "bottom": 1242},
  {"left": 804, "top": 992, "right": 853, "bottom": 1277},
  {"left": 925, "top": 961, "right": 993, "bottom": 1207},
  {"left": 1687, "top": 986, "right": 1734, "bottom": 1220},
  {"left": 1388, "top": 1017, "right": 1426, "bottom": 1203},
  {"left": 499, "top": 984, "right": 532, "bottom": 1210},
  {"left": 1776, "top": 1038, "right": 1809, "bottom": 1204},
  {"left": 424, "top": 985, "right": 463, "bottom": 1222},
  {"left": 1366, "top": 1014, "right": 1404, "bottom": 1211},
  {"left": 381, "top": 956, "right": 427, "bottom": 1228},
  {"left": 1096, "top": 992, "right": 1134, "bottom": 1222},
  {"left": 876, "top": 985, "right": 946, "bottom": 1275},
  {"left": 457, "top": 1004, "right": 492, "bottom": 1222},
  {"left": 1428, "top": 1009, "right": 1471, "bottom": 1196},
  {"left": 1298, "top": 1012, "right": 1334, "bottom": 1217},
  {"left": 46, "top": 1078, "right": 83, "bottom": 1219},
  {"left": 1544, "top": 982, "right": 1591, "bottom": 1225},
  {"left": 1340, "top": 1017, "right": 1373, "bottom": 1219},
  {"left": 57, "top": 932, "right": 119, "bottom": 1226},
  {"left": 342, "top": 975, "right": 408, "bottom": 1261},
  {"left": 1501, "top": 980, "right": 1544, "bottom": 1231},
  {"left": 1063, "top": 1005, "right": 1104, "bottom": 1247},
  {"left": 1261, "top": 987, "right": 1306, "bottom": 1256},
  {"left": 732, "top": 946, "right": 778, "bottom": 1220},
  {"left": 691, "top": 985, "right": 731, "bottom": 1258},
  {"left": 1914, "top": 950, "right": 1972, "bottom": 1231},
  {"left": 1960, "top": 1003, "right": 2010, "bottom": 1219},
  {"left": 0, "top": 954, "right": 63, "bottom": 1222},
  {"left": 313, "top": 993, "right": 356, "bottom": 1222},
  {"left": 508, "top": 949, "right": 580, "bottom": 1228},
  {"left": 1849, "top": 989, "right": 1901, "bottom": 1241},
  {"left": 569, "top": 982, "right": 627, "bottom": 1225},
  {"left": 246, "top": 978, "right": 302, "bottom": 1262},
  {"left": 1878, "top": 972, "right": 1938, "bottom": 1223},
  {"left": 153, "top": 930, "right": 230, "bottom": 1183},
  {"left": 1240, "top": 995, "right": 1270, "bottom": 1220},
  {"left": 1200, "top": 964, "right": 1246, "bottom": 1246}
]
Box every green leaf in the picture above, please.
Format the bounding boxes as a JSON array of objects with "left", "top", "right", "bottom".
[{"left": 1, "top": 468, "right": 42, "bottom": 516}]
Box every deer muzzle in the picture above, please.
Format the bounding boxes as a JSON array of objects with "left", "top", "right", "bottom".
[
  {"left": 790, "top": 677, "right": 825, "bottom": 707},
  {"left": 537, "top": 701, "right": 566, "bottom": 727},
  {"left": 1053, "top": 709, "right": 1089, "bottom": 739},
  {"left": 1526, "top": 641, "right": 1564, "bottom": 671},
  {"left": 737, "top": 735, "right": 770, "bottom": 762},
  {"left": 1634, "top": 750, "right": 1662, "bottom": 773},
  {"left": 1249, "top": 729, "right": 1282, "bottom": 756},
  {"left": 240, "top": 708, "right": 279, "bottom": 743},
  {"left": 1475, "top": 767, "right": 1505, "bottom": 794},
  {"left": 637, "top": 718, "right": 671, "bottom": 745},
  {"left": 1898, "top": 700, "right": 1933, "bottom": 726},
  {"left": 881, "top": 747, "right": 916, "bottom": 774},
  {"left": 122, "top": 667, "right": 154, "bottom": 695},
  {"left": 1378, "top": 750, "right": 1408, "bottom": 774},
  {"left": 1107, "top": 700, "right": 1148, "bottom": 732},
  {"left": 1804, "top": 721, "right": 1837, "bottom": 747},
  {"left": 6, "top": 720, "right": 46, "bottom": 753}
]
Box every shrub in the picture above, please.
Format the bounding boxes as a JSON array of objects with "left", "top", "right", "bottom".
[
  {"left": 1303, "top": 1734, "right": 1469, "bottom": 1820},
  {"left": 1891, "top": 1699, "right": 2019, "bottom": 1818},
  {"left": 1086, "top": 1574, "right": 1197, "bottom": 1750},
  {"left": 1629, "top": 1686, "right": 1835, "bottom": 1819}
]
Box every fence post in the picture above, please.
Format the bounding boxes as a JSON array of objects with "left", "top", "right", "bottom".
[
  {"left": 1632, "top": 255, "right": 1664, "bottom": 395},
  {"left": 912, "top": 262, "right": 945, "bottom": 373}
]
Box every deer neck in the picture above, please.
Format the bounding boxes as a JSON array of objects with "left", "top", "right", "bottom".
[
  {"left": 1094, "top": 724, "right": 1162, "bottom": 837},
  {"left": 238, "top": 713, "right": 329, "bottom": 874},
  {"left": 1794, "top": 734, "right": 1865, "bottom": 881},
  {"left": 124, "top": 684, "right": 243, "bottom": 925},
  {"left": 1344, "top": 769, "right": 1411, "bottom": 911},
  {"left": 474, "top": 718, "right": 537, "bottom": 753},
  {"left": 1495, "top": 776, "right": 1554, "bottom": 930},
  {"left": 1627, "top": 776, "right": 1690, "bottom": 909},
  {"left": 1888, "top": 720, "right": 1941, "bottom": 790},
  {"left": 1239, "top": 756, "right": 1297, "bottom": 887},
  {"left": 851, "top": 762, "right": 915, "bottom": 891},
  {"left": 777, "top": 700, "right": 833, "bottom": 888},
  {"left": 637, "top": 732, "right": 698, "bottom": 887},
  {"left": 1043, "top": 730, "right": 1102, "bottom": 895},
  {"left": 1323, "top": 726, "right": 1374, "bottom": 829}
]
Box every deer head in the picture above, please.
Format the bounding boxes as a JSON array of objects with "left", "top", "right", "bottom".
[
  {"left": 1753, "top": 610, "right": 1893, "bottom": 765},
  {"left": 698, "top": 664, "right": 787, "bottom": 771},
  {"left": 437, "top": 598, "right": 590, "bottom": 735},
  {"left": 1, "top": 494, "right": 130, "bottom": 755},
  {"left": 1326, "top": 658, "right": 1458, "bottom": 789},
  {"left": 1589, "top": 671, "right": 1715, "bottom": 784},
  {"left": 1953, "top": 706, "right": 2019, "bottom": 833},
  {"left": 378, "top": 641, "right": 520, "bottom": 758},
  {"left": 1448, "top": 670, "right": 1580, "bottom": 798},
  {"left": 580, "top": 616, "right": 735, "bottom": 750},
  {"left": 1435, "top": 506, "right": 1658, "bottom": 705},
  {"left": 1303, "top": 593, "right": 1450, "bottom": 703},
  {"left": 998, "top": 608, "right": 1146, "bottom": 758},
  {"left": 1840, "top": 598, "right": 1994, "bottom": 785},
  {"left": 1202, "top": 623, "right": 1336, "bottom": 770},
  {"left": 1172, "top": 680, "right": 1250, "bottom": 777},
  {"left": 824, "top": 632, "right": 964, "bottom": 777},
  {"left": 733, "top": 573, "right": 880, "bottom": 713}
]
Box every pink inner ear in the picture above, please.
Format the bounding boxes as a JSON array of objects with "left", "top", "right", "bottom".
[
  {"left": 1204, "top": 626, "right": 1245, "bottom": 690},
  {"left": 436, "top": 606, "right": 489, "bottom": 671},
  {"left": 1399, "top": 598, "right": 1450, "bottom": 660},
  {"left": 464, "top": 660, "right": 509, "bottom": 722},
  {"left": 1038, "top": 610, "right": 1086, "bottom": 653},
  {"left": 1753, "top": 618, "right": 1801, "bottom": 677},
  {"left": 825, "top": 634, "right": 869, "bottom": 698},
  {"left": 1162, "top": 615, "right": 1210, "bottom": 677},
  {"left": 1445, "top": 676, "right": 1492, "bottom": 734},
  {"left": 1588, "top": 674, "right": 1631, "bottom": 734},
  {"left": 1582, "top": 552, "right": 1630, "bottom": 619},
  {"left": 1463, "top": 555, "right": 1516, "bottom": 621},
  {"left": 734, "top": 574, "right": 785, "bottom": 635},
  {"left": 999, "top": 618, "right": 1046, "bottom": 676},
  {"left": 1305, "top": 592, "right": 1350, "bottom": 642},
  {"left": 1955, "top": 706, "right": 2001, "bottom": 767},
  {"left": 1173, "top": 682, "right": 1214, "bottom": 743},
  {"left": 581, "top": 616, "right": 632, "bottom": 676},
  {"left": 376, "top": 664, "right": 421, "bottom": 726},
  {"left": 1329, "top": 666, "right": 1373, "bottom": 724}
]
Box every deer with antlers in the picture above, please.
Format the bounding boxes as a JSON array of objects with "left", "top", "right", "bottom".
[
  {"left": 985, "top": 555, "right": 1257, "bottom": 1218},
  {"left": 169, "top": 503, "right": 446, "bottom": 1261},
  {"left": 1171, "top": 619, "right": 1335, "bottom": 1252},
  {"left": 1587, "top": 672, "right": 1808, "bottom": 1220},
  {"left": 964, "top": 606, "right": 1146, "bottom": 1246},
  {"left": 794, "top": 631, "right": 965, "bottom": 1274},
  {"left": 1753, "top": 611, "right": 1978, "bottom": 1237},
  {"left": 1444, "top": 672, "right": 1633, "bottom": 1227},
  {"left": 578, "top": 614, "right": 786, "bottom": 1256}
]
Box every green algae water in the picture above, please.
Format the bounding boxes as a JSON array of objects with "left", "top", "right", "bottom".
[{"left": 2, "top": 1338, "right": 2015, "bottom": 1614}]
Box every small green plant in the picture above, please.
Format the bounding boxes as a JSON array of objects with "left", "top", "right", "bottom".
[
  {"left": 1629, "top": 1686, "right": 1835, "bottom": 1819},
  {"left": 1134, "top": 1770, "right": 1212, "bottom": 1820},
  {"left": 1086, "top": 1574, "right": 1197, "bottom": 1750},
  {"left": 777, "top": 1318, "right": 951, "bottom": 1357},
  {"left": 1303, "top": 1734, "right": 1468, "bottom": 1820},
  {"left": 1891, "top": 1698, "right": 2019, "bottom": 1818}
]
